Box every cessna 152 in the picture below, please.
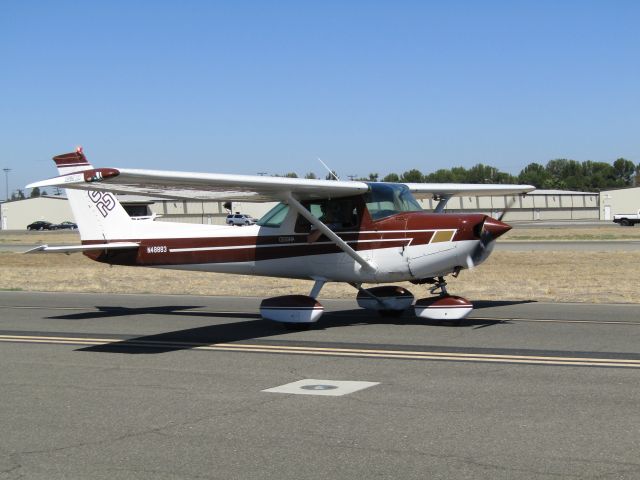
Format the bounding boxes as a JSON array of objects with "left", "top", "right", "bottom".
[{"left": 27, "top": 148, "right": 534, "bottom": 326}]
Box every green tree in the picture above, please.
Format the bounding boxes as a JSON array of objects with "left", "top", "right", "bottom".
[
  {"left": 11, "top": 190, "right": 25, "bottom": 200},
  {"left": 30, "top": 187, "right": 41, "bottom": 198},
  {"left": 382, "top": 173, "right": 400, "bottom": 182},
  {"left": 467, "top": 164, "right": 499, "bottom": 183},
  {"left": 582, "top": 161, "right": 618, "bottom": 190},
  {"left": 400, "top": 169, "right": 423, "bottom": 183},
  {"left": 304, "top": 172, "right": 317, "bottom": 179},
  {"left": 613, "top": 158, "right": 636, "bottom": 186},
  {"left": 450, "top": 166, "right": 469, "bottom": 182},
  {"left": 518, "top": 163, "right": 552, "bottom": 188}
]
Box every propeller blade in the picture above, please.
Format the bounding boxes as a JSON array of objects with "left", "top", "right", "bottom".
[
  {"left": 467, "top": 216, "right": 511, "bottom": 268},
  {"left": 497, "top": 197, "right": 517, "bottom": 221}
]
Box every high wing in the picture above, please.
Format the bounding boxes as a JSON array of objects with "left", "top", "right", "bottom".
[
  {"left": 27, "top": 168, "right": 370, "bottom": 202},
  {"left": 27, "top": 159, "right": 534, "bottom": 202},
  {"left": 405, "top": 183, "right": 535, "bottom": 199}
]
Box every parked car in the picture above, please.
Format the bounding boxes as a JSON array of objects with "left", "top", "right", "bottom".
[
  {"left": 613, "top": 209, "right": 640, "bottom": 226},
  {"left": 54, "top": 221, "right": 78, "bottom": 230},
  {"left": 226, "top": 213, "right": 257, "bottom": 226},
  {"left": 27, "top": 221, "right": 56, "bottom": 231}
]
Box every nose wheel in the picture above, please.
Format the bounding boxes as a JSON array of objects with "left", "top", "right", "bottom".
[{"left": 412, "top": 276, "right": 473, "bottom": 322}]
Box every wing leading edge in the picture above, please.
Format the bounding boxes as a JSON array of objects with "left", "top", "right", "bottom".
[
  {"left": 28, "top": 167, "right": 371, "bottom": 202},
  {"left": 27, "top": 151, "right": 535, "bottom": 202},
  {"left": 405, "top": 183, "right": 535, "bottom": 199}
]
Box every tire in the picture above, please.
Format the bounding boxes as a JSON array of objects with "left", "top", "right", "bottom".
[
  {"left": 620, "top": 219, "right": 630, "bottom": 227},
  {"left": 245, "top": 221, "right": 250, "bottom": 225}
]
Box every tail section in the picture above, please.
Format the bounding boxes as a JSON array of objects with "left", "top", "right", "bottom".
[{"left": 53, "top": 148, "right": 133, "bottom": 241}]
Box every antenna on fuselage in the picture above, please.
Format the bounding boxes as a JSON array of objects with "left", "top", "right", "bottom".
[{"left": 318, "top": 158, "right": 340, "bottom": 180}]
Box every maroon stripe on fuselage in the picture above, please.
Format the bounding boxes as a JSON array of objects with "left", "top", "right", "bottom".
[{"left": 82, "top": 212, "right": 487, "bottom": 266}]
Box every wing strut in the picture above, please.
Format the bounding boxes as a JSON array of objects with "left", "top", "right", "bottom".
[
  {"left": 433, "top": 195, "right": 452, "bottom": 213},
  {"left": 285, "top": 193, "right": 376, "bottom": 273}
]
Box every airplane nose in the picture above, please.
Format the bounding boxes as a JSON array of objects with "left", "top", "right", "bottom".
[{"left": 482, "top": 217, "right": 512, "bottom": 238}]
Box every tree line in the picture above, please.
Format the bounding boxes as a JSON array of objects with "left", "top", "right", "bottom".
[{"left": 278, "top": 158, "right": 639, "bottom": 191}]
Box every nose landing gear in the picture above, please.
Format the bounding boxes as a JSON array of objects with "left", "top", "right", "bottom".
[{"left": 412, "top": 276, "right": 473, "bottom": 321}]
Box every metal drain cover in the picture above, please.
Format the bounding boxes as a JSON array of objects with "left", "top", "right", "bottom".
[{"left": 263, "top": 379, "right": 379, "bottom": 396}]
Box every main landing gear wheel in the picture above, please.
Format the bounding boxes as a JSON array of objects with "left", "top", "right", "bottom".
[
  {"left": 259, "top": 279, "right": 327, "bottom": 329},
  {"left": 259, "top": 295, "right": 324, "bottom": 328},
  {"left": 355, "top": 285, "right": 415, "bottom": 317}
]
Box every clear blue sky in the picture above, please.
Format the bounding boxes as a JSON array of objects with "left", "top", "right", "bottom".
[{"left": 1, "top": 0, "right": 638, "bottom": 195}]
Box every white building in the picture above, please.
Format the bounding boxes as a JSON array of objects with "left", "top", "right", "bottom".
[
  {"left": 599, "top": 186, "right": 640, "bottom": 220},
  {"left": 234, "top": 189, "right": 600, "bottom": 222},
  {"left": 1, "top": 188, "right": 602, "bottom": 230},
  {"left": 0, "top": 196, "right": 73, "bottom": 230},
  {"left": 429, "top": 189, "right": 599, "bottom": 221}
]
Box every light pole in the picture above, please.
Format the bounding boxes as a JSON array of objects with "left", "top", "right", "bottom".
[{"left": 2, "top": 168, "right": 10, "bottom": 201}]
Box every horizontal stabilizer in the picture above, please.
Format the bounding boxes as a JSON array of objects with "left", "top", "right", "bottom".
[{"left": 24, "top": 242, "right": 140, "bottom": 254}]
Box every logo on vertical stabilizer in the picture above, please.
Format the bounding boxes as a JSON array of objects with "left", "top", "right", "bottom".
[{"left": 88, "top": 191, "right": 116, "bottom": 218}]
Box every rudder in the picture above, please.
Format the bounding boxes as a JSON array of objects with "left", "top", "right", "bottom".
[{"left": 53, "top": 148, "right": 133, "bottom": 241}]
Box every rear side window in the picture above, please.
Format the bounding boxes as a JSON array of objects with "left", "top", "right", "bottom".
[{"left": 257, "top": 203, "right": 290, "bottom": 228}]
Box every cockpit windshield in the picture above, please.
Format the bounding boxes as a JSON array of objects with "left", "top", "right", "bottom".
[{"left": 364, "top": 183, "right": 422, "bottom": 220}]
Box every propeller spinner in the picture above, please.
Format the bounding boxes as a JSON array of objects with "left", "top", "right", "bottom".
[{"left": 466, "top": 216, "right": 511, "bottom": 269}]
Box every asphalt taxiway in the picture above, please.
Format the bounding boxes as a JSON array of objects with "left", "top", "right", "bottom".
[{"left": 1, "top": 291, "right": 640, "bottom": 479}]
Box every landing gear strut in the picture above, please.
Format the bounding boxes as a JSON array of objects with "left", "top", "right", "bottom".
[{"left": 417, "top": 276, "right": 449, "bottom": 297}]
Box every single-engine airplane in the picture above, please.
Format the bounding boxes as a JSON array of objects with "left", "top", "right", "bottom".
[{"left": 27, "top": 148, "right": 534, "bottom": 326}]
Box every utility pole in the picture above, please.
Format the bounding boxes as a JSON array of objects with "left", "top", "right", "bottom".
[{"left": 2, "top": 168, "right": 10, "bottom": 201}]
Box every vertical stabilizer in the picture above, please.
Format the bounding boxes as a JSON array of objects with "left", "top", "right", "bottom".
[{"left": 53, "top": 148, "right": 133, "bottom": 241}]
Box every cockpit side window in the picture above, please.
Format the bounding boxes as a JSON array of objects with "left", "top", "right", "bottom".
[
  {"left": 364, "top": 183, "right": 422, "bottom": 220},
  {"left": 256, "top": 203, "right": 290, "bottom": 228},
  {"left": 295, "top": 197, "right": 360, "bottom": 232}
]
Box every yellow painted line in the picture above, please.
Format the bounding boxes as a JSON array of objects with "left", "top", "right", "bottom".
[
  {"left": 470, "top": 317, "right": 640, "bottom": 326},
  {"left": 488, "top": 317, "right": 640, "bottom": 326},
  {"left": 1, "top": 305, "right": 638, "bottom": 327},
  {"left": 0, "top": 305, "right": 92, "bottom": 311},
  {"left": 1, "top": 334, "right": 640, "bottom": 368}
]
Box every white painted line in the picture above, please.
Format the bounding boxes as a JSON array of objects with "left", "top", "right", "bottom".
[{"left": 262, "top": 379, "right": 380, "bottom": 396}]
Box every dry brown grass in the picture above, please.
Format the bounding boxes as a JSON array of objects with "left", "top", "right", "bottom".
[
  {"left": 503, "top": 225, "right": 640, "bottom": 241},
  {"left": 1, "top": 249, "right": 638, "bottom": 304},
  {"left": 0, "top": 231, "right": 80, "bottom": 244}
]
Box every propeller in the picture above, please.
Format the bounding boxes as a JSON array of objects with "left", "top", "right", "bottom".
[{"left": 466, "top": 197, "right": 516, "bottom": 269}]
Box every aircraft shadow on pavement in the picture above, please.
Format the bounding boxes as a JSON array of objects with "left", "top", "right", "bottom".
[
  {"left": 48, "top": 305, "right": 262, "bottom": 321},
  {"left": 75, "top": 299, "right": 532, "bottom": 355}
]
